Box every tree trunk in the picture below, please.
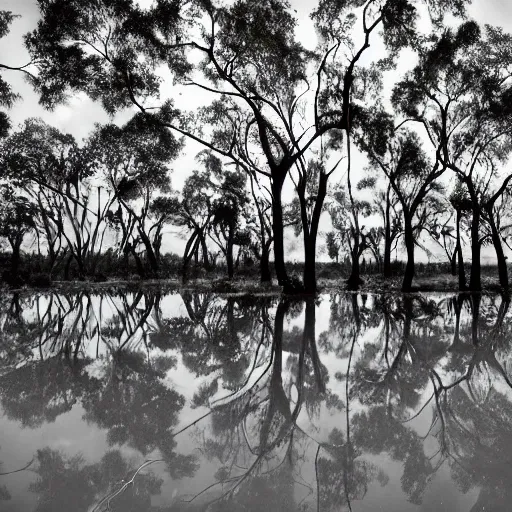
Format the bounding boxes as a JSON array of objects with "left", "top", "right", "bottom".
[
  {"left": 450, "top": 251, "right": 457, "bottom": 276},
  {"left": 271, "top": 176, "right": 289, "bottom": 286},
  {"left": 9, "top": 237, "right": 22, "bottom": 279},
  {"left": 302, "top": 172, "right": 328, "bottom": 294},
  {"left": 455, "top": 210, "right": 466, "bottom": 290},
  {"left": 487, "top": 208, "right": 509, "bottom": 294},
  {"left": 347, "top": 247, "right": 361, "bottom": 290},
  {"left": 64, "top": 253, "right": 73, "bottom": 280},
  {"left": 260, "top": 243, "right": 272, "bottom": 283},
  {"left": 469, "top": 208, "right": 481, "bottom": 292},
  {"left": 383, "top": 190, "right": 392, "bottom": 278},
  {"left": 303, "top": 240, "right": 317, "bottom": 294},
  {"left": 130, "top": 246, "right": 145, "bottom": 278},
  {"left": 199, "top": 230, "right": 210, "bottom": 270},
  {"left": 226, "top": 236, "right": 234, "bottom": 280},
  {"left": 182, "top": 231, "right": 199, "bottom": 283},
  {"left": 402, "top": 216, "right": 415, "bottom": 292},
  {"left": 138, "top": 227, "right": 159, "bottom": 276}
]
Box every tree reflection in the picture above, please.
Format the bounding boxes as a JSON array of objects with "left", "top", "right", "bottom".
[
  {"left": 2, "top": 290, "right": 512, "bottom": 510},
  {"left": 0, "top": 357, "right": 96, "bottom": 427},
  {"left": 0, "top": 290, "right": 198, "bottom": 488},
  {"left": 177, "top": 297, "right": 329, "bottom": 510},
  {"left": 82, "top": 351, "right": 197, "bottom": 479},
  {"left": 30, "top": 448, "right": 162, "bottom": 512}
]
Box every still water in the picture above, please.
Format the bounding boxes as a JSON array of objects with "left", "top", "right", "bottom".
[{"left": 0, "top": 289, "right": 510, "bottom": 511}]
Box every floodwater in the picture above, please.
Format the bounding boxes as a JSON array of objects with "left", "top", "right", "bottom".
[{"left": 0, "top": 290, "right": 511, "bottom": 511}]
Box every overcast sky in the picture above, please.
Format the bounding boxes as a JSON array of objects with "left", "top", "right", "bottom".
[{"left": 2, "top": 0, "right": 512, "bottom": 262}]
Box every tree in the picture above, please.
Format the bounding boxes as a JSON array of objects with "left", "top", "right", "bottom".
[
  {"left": 313, "top": 0, "right": 469, "bottom": 289},
  {"left": 209, "top": 163, "right": 250, "bottom": 280},
  {"left": 0, "top": 118, "right": 112, "bottom": 279},
  {"left": 328, "top": 182, "right": 373, "bottom": 289},
  {"left": 361, "top": 120, "right": 445, "bottom": 291},
  {"left": 393, "top": 21, "right": 512, "bottom": 292},
  {"left": 246, "top": 172, "right": 274, "bottom": 282},
  {"left": 449, "top": 182, "right": 472, "bottom": 289},
  {"left": 325, "top": 231, "right": 340, "bottom": 264},
  {"left": 292, "top": 156, "right": 342, "bottom": 292},
  {"left": 377, "top": 184, "right": 402, "bottom": 278},
  {"left": 87, "top": 115, "right": 180, "bottom": 276},
  {"left": 25, "top": 0, "right": 469, "bottom": 292},
  {"left": 168, "top": 170, "right": 217, "bottom": 281},
  {"left": 0, "top": 186, "right": 36, "bottom": 283}
]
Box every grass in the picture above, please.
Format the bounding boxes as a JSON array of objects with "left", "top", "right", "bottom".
[{"left": 0, "top": 252, "right": 507, "bottom": 294}]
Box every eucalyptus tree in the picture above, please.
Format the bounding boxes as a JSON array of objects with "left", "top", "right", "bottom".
[
  {"left": 167, "top": 170, "right": 214, "bottom": 279},
  {"left": 309, "top": 0, "right": 469, "bottom": 290},
  {"left": 373, "top": 183, "right": 402, "bottom": 278},
  {"left": 24, "top": 0, "right": 469, "bottom": 292},
  {"left": 325, "top": 231, "right": 341, "bottom": 263},
  {"left": 246, "top": 172, "right": 274, "bottom": 282},
  {"left": 426, "top": 199, "right": 457, "bottom": 276},
  {"left": 87, "top": 115, "right": 180, "bottom": 275},
  {"left": 361, "top": 115, "right": 446, "bottom": 291},
  {"left": 24, "top": 0, "right": 310, "bottom": 287},
  {"left": 0, "top": 118, "right": 110, "bottom": 279},
  {"left": 0, "top": 186, "right": 36, "bottom": 282},
  {"left": 292, "top": 156, "right": 343, "bottom": 292},
  {"left": 449, "top": 185, "right": 472, "bottom": 290},
  {"left": 202, "top": 153, "right": 251, "bottom": 279},
  {"left": 328, "top": 181, "right": 373, "bottom": 289},
  {"left": 393, "top": 22, "right": 512, "bottom": 292},
  {"left": 1, "top": 119, "right": 73, "bottom": 275}
]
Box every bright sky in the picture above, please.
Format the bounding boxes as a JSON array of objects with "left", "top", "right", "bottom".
[{"left": 2, "top": 0, "right": 512, "bottom": 262}]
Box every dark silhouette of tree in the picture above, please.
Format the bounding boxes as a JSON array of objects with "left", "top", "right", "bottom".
[
  {"left": 393, "top": 21, "right": 512, "bottom": 292},
  {"left": 327, "top": 181, "right": 373, "bottom": 289},
  {"left": 0, "top": 186, "right": 37, "bottom": 283},
  {"left": 87, "top": 115, "right": 181, "bottom": 276},
  {"left": 0, "top": 118, "right": 105, "bottom": 279},
  {"left": 208, "top": 159, "right": 250, "bottom": 280},
  {"left": 360, "top": 121, "right": 445, "bottom": 291},
  {"left": 293, "top": 156, "right": 343, "bottom": 292},
  {"left": 245, "top": 172, "right": 274, "bottom": 282},
  {"left": 22, "top": 0, "right": 471, "bottom": 292}
]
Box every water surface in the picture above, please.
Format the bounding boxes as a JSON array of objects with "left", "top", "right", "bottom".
[{"left": 0, "top": 290, "right": 511, "bottom": 511}]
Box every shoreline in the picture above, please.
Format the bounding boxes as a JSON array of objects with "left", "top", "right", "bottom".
[{"left": 0, "top": 273, "right": 507, "bottom": 296}]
